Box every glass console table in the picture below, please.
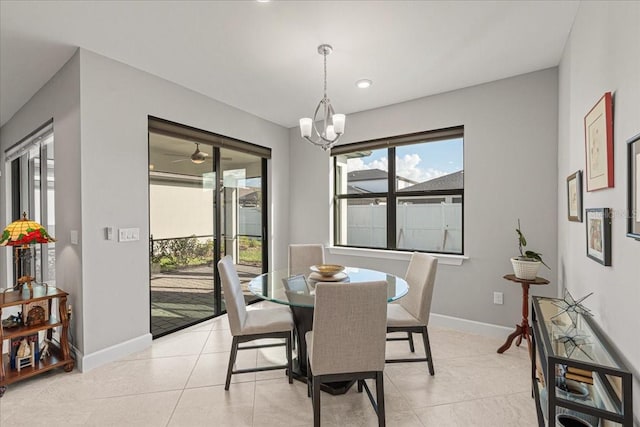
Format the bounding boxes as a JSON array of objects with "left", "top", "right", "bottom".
[{"left": 531, "top": 296, "right": 633, "bottom": 427}]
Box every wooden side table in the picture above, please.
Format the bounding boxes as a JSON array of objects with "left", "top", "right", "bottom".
[{"left": 497, "top": 274, "right": 549, "bottom": 355}]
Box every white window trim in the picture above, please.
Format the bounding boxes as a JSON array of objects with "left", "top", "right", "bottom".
[{"left": 327, "top": 246, "right": 468, "bottom": 266}]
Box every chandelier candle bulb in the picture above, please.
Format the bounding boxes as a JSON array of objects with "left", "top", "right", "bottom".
[
  {"left": 326, "top": 125, "right": 336, "bottom": 141},
  {"left": 332, "top": 114, "right": 345, "bottom": 134},
  {"left": 299, "top": 118, "right": 312, "bottom": 138}
]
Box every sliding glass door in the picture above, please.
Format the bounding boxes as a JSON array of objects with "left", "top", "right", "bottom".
[
  {"left": 148, "top": 119, "right": 268, "bottom": 338},
  {"left": 219, "top": 148, "right": 265, "bottom": 310}
]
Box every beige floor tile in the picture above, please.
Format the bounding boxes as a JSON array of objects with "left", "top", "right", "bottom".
[
  {"left": 413, "top": 391, "right": 538, "bottom": 427},
  {"left": 201, "top": 329, "right": 235, "bottom": 353},
  {"left": 123, "top": 330, "right": 211, "bottom": 360},
  {"left": 253, "top": 378, "right": 315, "bottom": 426},
  {"left": 41, "top": 356, "right": 198, "bottom": 400},
  {"left": 186, "top": 349, "right": 257, "bottom": 388},
  {"left": 0, "top": 310, "right": 538, "bottom": 426},
  {"left": 169, "top": 383, "right": 255, "bottom": 426}
]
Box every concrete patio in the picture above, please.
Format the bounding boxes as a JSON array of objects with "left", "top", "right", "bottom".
[{"left": 150, "top": 263, "right": 262, "bottom": 336}]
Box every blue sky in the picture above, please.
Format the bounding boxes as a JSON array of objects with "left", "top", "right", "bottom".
[{"left": 347, "top": 137, "right": 463, "bottom": 183}]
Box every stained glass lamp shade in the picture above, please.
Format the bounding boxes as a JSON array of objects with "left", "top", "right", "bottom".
[{"left": 1, "top": 212, "right": 55, "bottom": 294}]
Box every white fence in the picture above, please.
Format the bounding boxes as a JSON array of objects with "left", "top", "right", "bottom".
[
  {"left": 238, "top": 207, "right": 262, "bottom": 236},
  {"left": 346, "top": 203, "right": 462, "bottom": 252}
]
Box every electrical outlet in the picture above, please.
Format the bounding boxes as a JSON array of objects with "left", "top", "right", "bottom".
[{"left": 493, "top": 291, "right": 504, "bottom": 305}]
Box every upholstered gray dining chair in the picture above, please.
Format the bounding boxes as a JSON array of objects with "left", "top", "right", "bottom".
[
  {"left": 306, "top": 281, "right": 388, "bottom": 427},
  {"left": 288, "top": 244, "right": 325, "bottom": 276},
  {"left": 386, "top": 252, "right": 438, "bottom": 375},
  {"left": 217, "top": 255, "right": 294, "bottom": 390}
]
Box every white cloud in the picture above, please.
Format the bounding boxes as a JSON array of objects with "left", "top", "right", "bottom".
[
  {"left": 347, "top": 156, "right": 388, "bottom": 172},
  {"left": 348, "top": 153, "right": 447, "bottom": 183}
]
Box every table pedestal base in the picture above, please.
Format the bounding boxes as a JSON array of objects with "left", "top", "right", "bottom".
[
  {"left": 497, "top": 322, "right": 531, "bottom": 354},
  {"left": 289, "top": 359, "right": 355, "bottom": 395}
]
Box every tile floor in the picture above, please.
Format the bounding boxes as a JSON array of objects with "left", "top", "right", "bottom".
[{"left": 0, "top": 302, "right": 537, "bottom": 426}]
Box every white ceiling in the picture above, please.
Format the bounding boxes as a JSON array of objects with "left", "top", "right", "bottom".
[{"left": 0, "top": 1, "right": 579, "bottom": 129}]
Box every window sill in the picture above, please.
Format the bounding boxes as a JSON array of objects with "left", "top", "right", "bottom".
[{"left": 327, "top": 246, "right": 468, "bottom": 266}]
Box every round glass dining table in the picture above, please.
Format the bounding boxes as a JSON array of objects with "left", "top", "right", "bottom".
[{"left": 248, "top": 266, "right": 408, "bottom": 394}]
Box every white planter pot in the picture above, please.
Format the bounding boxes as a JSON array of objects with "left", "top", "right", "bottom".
[{"left": 510, "top": 257, "right": 541, "bottom": 280}]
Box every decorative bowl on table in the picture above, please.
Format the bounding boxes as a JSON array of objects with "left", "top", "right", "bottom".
[{"left": 309, "top": 264, "right": 345, "bottom": 277}]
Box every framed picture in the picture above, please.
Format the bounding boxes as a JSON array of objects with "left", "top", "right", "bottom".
[
  {"left": 567, "top": 171, "right": 583, "bottom": 222},
  {"left": 584, "top": 92, "right": 614, "bottom": 191},
  {"left": 627, "top": 132, "right": 640, "bottom": 240},
  {"left": 586, "top": 208, "right": 611, "bottom": 266}
]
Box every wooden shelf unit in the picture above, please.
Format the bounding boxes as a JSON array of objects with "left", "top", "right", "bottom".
[{"left": 0, "top": 286, "right": 74, "bottom": 396}]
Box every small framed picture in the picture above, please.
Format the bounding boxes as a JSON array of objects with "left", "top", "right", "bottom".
[
  {"left": 627, "top": 132, "right": 640, "bottom": 240},
  {"left": 586, "top": 208, "right": 611, "bottom": 266},
  {"left": 584, "top": 92, "right": 614, "bottom": 191},
  {"left": 567, "top": 171, "right": 583, "bottom": 222}
]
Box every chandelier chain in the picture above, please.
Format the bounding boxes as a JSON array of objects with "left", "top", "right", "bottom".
[{"left": 323, "top": 49, "right": 328, "bottom": 99}]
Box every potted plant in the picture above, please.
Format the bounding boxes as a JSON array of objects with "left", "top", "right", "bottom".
[{"left": 511, "top": 219, "right": 550, "bottom": 280}]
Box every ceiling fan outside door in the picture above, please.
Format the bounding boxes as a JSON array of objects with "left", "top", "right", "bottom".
[{"left": 167, "top": 142, "right": 211, "bottom": 164}]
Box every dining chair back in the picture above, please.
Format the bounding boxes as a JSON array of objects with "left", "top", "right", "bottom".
[
  {"left": 400, "top": 252, "right": 438, "bottom": 325},
  {"left": 386, "top": 252, "right": 438, "bottom": 375},
  {"left": 306, "top": 281, "right": 388, "bottom": 426},
  {"left": 217, "top": 255, "right": 293, "bottom": 390},
  {"left": 218, "top": 255, "right": 248, "bottom": 336},
  {"left": 288, "top": 244, "right": 325, "bottom": 276}
]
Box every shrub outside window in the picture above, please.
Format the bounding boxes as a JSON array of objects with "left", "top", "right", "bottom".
[{"left": 332, "top": 127, "right": 463, "bottom": 254}]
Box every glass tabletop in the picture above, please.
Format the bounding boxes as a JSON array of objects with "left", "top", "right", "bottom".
[
  {"left": 535, "top": 297, "right": 623, "bottom": 370},
  {"left": 248, "top": 267, "right": 409, "bottom": 308}
]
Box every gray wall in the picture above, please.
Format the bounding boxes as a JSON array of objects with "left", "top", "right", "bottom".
[
  {"left": 0, "top": 52, "right": 84, "bottom": 350},
  {"left": 1, "top": 48, "right": 291, "bottom": 370},
  {"left": 557, "top": 1, "right": 640, "bottom": 418},
  {"left": 289, "top": 68, "right": 559, "bottom": 328}
]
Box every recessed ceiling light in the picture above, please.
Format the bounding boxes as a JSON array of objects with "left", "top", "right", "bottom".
[
  {"left": 256, "top": 0, "right": 270, "bottom": 3},
  {"left": 356, "top": 79, "right": 372, "bottom": 89}
]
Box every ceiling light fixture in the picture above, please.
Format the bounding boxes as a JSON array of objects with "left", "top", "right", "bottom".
[
  {"left": 190, "top": 143, "right": 208, "bottom": 164},
  {"left": 356, "top": 79, "right": 372, "bottom": 89},
  {"left": 299, "top": 44, "right": 345, "bottom": 151}
]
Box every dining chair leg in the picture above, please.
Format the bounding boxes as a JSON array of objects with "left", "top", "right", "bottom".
[
  {"left": 293, "top": 328, "right": 297, "bottom": 350},
  {"left": 421, "top": 326, "right": 435, "bottom": 375},
  {"left": 225, "top": 336, "right": 239, "bottom": 390},
  {"left": 376, "top": 372, "right": 386, "bottom": 427},
  {"left": 407, "top": 331, "right": 415, "bottom": 352},
  {"left": 307, "top": 357, "right": 312, "bottom": 398},
  {"left": 313, "top": 375, "right": 321, "bottom": 427},
  {"left": 286, "top": 332, "right": 293, "bottom": 384},
  {"left": 357, "top": 379, "right": 363, "bottom": 393}
]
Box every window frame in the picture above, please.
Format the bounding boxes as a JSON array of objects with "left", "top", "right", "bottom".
[
  {"left": 332, "top": 126, "right": 464, "bottom": 255},
  {"left": 4, "top": 120, "right": 56, "bottom": 285}
]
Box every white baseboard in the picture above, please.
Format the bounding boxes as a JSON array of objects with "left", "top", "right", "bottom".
[
  {"left": 78, "top": 333, "right": 152, "bottom": 372},
  {"left": 429, "top": 313, "right": 512, "bottom": 340}
]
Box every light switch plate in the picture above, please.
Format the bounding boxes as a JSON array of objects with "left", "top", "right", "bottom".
[{"left": 118, "top": 227, "right": 140, "bottom": 242}]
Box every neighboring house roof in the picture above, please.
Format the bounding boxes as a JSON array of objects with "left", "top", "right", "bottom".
[
  {"left": 348, "top": 168, "right": 417, "bottom": 184},
  {"left": 347, "top": 185, "right": 370, "bottom": 194},
  {"left": 402, "top": 170, "right": 464, "bottom": 191},
  {"left": 348, "top": 169, "right": 389, "bottom": 181},
  {"left": 239, "top": 188, "right": 260, "bottom": 206}
]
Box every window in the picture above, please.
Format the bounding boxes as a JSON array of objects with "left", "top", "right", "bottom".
[
  {"left": 4, "top": 121, "right": 56, "bottom": 285},
  {"left": 332, "top": 127, "right": 463, "bottom": 254}
]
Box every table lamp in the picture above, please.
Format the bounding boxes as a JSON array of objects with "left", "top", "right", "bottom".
[{"left": 1, "top": 212, "right": 56, "bottom": 297}]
